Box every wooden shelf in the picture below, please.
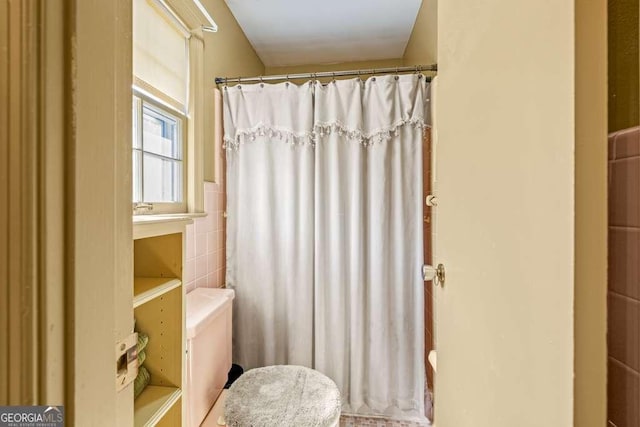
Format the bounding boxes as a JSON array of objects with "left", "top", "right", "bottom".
[
  {"left": 133, "top": 215, "right": 193, "bottom": 240},
  {"left": 132, "top": 226, "right": 186, "bottom": 425},
  {"left": 134, "top": 385, "right": 182, "bottom": 427},
  {"left": 133, "top": 277, "right": 181, "bottom": 308}
]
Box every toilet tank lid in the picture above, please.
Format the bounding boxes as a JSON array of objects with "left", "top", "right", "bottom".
[{"left": 186, "top": 288, "right": 235, "bottom": 339}]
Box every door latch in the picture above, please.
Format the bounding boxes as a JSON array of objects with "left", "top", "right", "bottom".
[
  {"left": 115, "top": 332, "right": 138, "bottom": 392},
  {"left": 422, "top": 263, "right": 446, "bottom": 287}
]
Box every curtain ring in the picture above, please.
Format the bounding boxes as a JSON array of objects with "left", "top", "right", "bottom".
[
  {"left": 332, "top": 71, "right": 336, "bottom": 83},
  {"left": 259, "top": 76, "right": 264, "bottom": 87}
]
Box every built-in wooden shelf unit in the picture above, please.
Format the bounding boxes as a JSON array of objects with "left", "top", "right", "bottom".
[{"left": 133, "top": 217, "right": 191, "bottom": 426}]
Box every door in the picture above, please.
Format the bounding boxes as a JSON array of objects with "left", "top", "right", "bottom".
[{"left": 432, "top": 1, "right": 606, "bottom": 426}]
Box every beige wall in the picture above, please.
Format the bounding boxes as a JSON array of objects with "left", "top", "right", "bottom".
[
  {"left": 265, "top": 58, "right": 404, "bottom": 76},
  {"left": 609, "top": 0, "right": 639, "bottom": 132},
  {"left": 201, "top": 0, "right": 264, "bottom": 182},
  {"left": 434, "top": 0, "right": 606, "bottom": 425},
  {"left": 403, "top": 0, "right": 437, "bottom": 66}
]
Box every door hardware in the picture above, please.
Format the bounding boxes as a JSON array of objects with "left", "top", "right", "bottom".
[{"left": 422, "top": 263, "right": 446, "bottom": 287}]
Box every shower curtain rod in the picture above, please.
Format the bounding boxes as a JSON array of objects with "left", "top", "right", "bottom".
[{"left": 214, "top": 64, "right": 437, "bottom": 85}]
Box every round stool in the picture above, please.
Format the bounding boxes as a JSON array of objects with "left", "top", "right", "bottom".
[{"left": 224, "top": 365, "right": 341, "bottom": 427}]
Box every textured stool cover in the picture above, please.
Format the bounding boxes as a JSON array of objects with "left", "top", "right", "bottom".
[{"left": 225, "top": 365, "right": 341, "bottom": 427}]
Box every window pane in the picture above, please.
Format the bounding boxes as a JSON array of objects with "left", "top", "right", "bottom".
[
  {"left": 133, "top": 149, "right": 142, "bottom": 203},
  {"left": 142, "top": 153, "right": 182, "bottom": 202},
  {"left": 142, "top": 106, "right": 180, "bottom": 159},
  {"left": 132, "top": 97, "right": 184, "bottom": 207}
]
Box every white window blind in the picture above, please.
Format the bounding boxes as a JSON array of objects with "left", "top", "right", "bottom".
[{"left": 133, "top": 0, "right": 188, "bottom": 108}]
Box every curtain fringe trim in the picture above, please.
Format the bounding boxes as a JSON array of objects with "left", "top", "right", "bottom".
[{"left": 223, "top": 118, "right": 430, "bottom": 150}]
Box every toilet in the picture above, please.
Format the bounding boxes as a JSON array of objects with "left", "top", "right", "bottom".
[
  {"left": 186, "top": 287, "right": 235, "bottom": 427},
  {"left": 186, "top": 287, "right": 341, "bottom": 427}
]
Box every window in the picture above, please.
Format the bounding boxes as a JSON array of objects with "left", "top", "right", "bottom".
[
  {"left": 132, "top": 95, "right": 186, "bottom": 211},
  {"left": 133, "top": 0, "right": 189, "bottom": 213},
  {"left": 132, "top": 0, "right": 213, "bottom": 214}
]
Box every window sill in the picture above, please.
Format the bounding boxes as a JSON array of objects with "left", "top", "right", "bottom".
[
  {"left": 133, "top": 212, "right": 207, "bottom": 220},
  {"left": 133, "top": 214, "right": 200, "bottom": 239}
]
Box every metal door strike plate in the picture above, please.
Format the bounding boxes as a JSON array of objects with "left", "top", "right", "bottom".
[
  {"left": 115, "top": 332, "right": 138, "bottom": 392},
  {"left": 422, "top": 263, "right": 446, "bottom": 287}
]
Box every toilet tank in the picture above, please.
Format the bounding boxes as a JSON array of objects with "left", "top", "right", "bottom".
[{"left": 186, "top": 288, "right": 235, "bottom": 427}]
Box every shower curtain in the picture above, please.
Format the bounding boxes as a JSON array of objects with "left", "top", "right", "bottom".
[{"left": 224, "top": 74, "right": 430, "bottom": 420}]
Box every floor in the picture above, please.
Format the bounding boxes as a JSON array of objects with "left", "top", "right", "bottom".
[
  {"left": 340, "top": 415, "right": 430, "bottom": 427},
  {"left": 203, "top": 390, "right": 431, "bottom": 427}
]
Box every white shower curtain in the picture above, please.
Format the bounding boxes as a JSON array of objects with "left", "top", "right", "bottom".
[
  {"left": 224, "top": 74, "right": 430, "bottom": 420},
  {"left": 224, "top": 81, "right": 316, "bottom": 369}
]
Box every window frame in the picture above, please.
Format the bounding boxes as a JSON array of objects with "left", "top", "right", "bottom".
[
  {"left": 132, "top": 90, "right": 188, "bottom": 214},
  {"left": 132, "top": 0, "right": 210, "bottom": 216}
]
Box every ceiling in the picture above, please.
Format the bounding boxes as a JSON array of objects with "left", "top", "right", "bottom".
[{"left": 224, "top": 0, "right": 422, "bottom": 67}]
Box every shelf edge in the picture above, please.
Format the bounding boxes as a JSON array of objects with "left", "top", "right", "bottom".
[
  {"left": 133, "top": 216, "right": 193, "bottom": 240},
  {"left": 133, "top": 278, "right": 182, "bottom": 308},
  {"left": 134, "top": 386, "right": 182, "bottom": 427}
]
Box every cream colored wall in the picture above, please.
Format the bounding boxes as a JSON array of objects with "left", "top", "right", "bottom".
[
  {"left": 433, "top": 0, "right": 606, "bottom": 425},
  {"left": 201, "top": 0, "right": 264, "bottom": 182},
  {"left": 575, "top": 0, "right": 608, "bottom": 424},
  {"left": 265, "top": 58, "right": 404, "bottom": 76},
  {"left": 403, "top": 0, "right": 437, "bottom": 66}
]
